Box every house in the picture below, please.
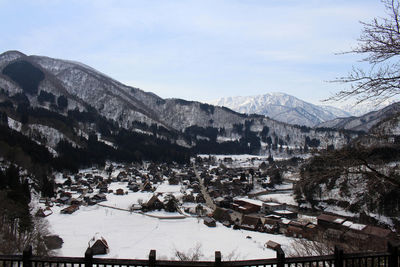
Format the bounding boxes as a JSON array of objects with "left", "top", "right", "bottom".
[
  {"left": 362, "top": 226, "right": 394, "bottom": 249},
  {"left": 115, "top": 188, "right": 125, "bottom": 195},
  {"left": 214, "top": 196, "right": 225, "bottom": 206},
  {"left": 278, "top": 218, "right": 291, "bottom": 234},
  {"left": 346, "top": 222, "right": 367, "bottom": 232},
  {"left": 43, "top": 235, "right": 63, "bottom": 250},
  {"left": 70, "top": 198, "right": 82, "bottom": 206},
  {"left": 323, "top": 228, "right": 343, "bottom": 242},
  {"left": 240, "top": 215, "right": 263, "bottom": 231},
  {"left": 286, "top": 225, "right": 304, "bottom": 238},
  {"left": 99, "top": 186, "right": 108, "bottom": 193},
  {"left": 289, "top": 220, "right": 308, "bottom": 228},
  {"left": 204, "top": 217, "right": 217, "bottom": 227},
  {"left": 342, "top": 230, "right": 369, "bottom": 245},
  {"left": 233, "top": 198, "right": 262, "bottom": 214},
  {"left": 195, "top": 194, "right": 206, "bottom": 203},
  {"left": 362, "top": 225, "right": 394, "bottom": 242},
  {"left": 212, "top": 207, "right": 232, "bottom": 224},
  {"left": 317, "top": 213, "right": 346, "bottom": 229},
  {"left": 85, "top": 197, "right": 97, "bottom": 206},
  {"left": 60, "top": 191, "right": 72, "bottom": 198},
  {"left": 128, "top": 184, "right": 139, "bottom": 192},
  {"left": 117, "top": 171, "right": 127, "bottom": 181},
  {"left": 35, "top": 207, "right": 53, "bottom": 217},
  {"left": 92, "top": 193, "right": 107, "bottom": 203},
  {"left": 57, "top": 196, "right": 71, "bottom": 205},
  {"left": 144, "top": 195, "right": 164, "bottom": 210},
  {"left": 266, "top": 240, "right": 281, "bottom": 251},
  {"left": 262, "top": 202, "right": 286, "bottom": 214},
  {"left": 87, "top": 234, "right": 109, "bottom": 255},
  {"left": 60, "top": 205, "right": 79, "bottom": 214},
  {"left": 272, "top": 210, "right": 297, "bottom": 220},
  {"left": 264, "top": 215, "right": 281, "bottom": 233},
  {"left": 304, "top": 223, "right": 318, "bottom": 240},
  {"left": 182, "top": 194, "right": 195, "bottom": 203},
  {"left": 142, "top": 181, "right": 153, "bottom": 192},
  {"left": 70, "top": 186, "right": 79, "bottom": 192}
]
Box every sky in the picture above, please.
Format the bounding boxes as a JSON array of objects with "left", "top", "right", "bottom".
[{"left": 0, "top": 0, "right": 387, "bottom": 105}]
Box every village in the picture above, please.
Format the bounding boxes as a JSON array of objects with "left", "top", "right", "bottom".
[{"left": 35, "top": 155, "right": 399, "bottom": 258}]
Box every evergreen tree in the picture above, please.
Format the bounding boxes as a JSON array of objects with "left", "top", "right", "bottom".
[{"left": 57, "top": 95, "right": 68, "bottom": 110}]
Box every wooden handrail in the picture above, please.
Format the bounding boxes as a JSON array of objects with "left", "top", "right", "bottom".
[{"left": 1, "top": 243, "right": 398, "bottom": 267}]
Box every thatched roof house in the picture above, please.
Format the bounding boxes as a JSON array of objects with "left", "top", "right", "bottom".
[{"left": 87, "top": 234, "right": 109, "bottom": 255}]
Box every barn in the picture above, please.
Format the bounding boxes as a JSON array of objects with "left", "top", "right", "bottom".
[{"left": 87, "top": 234, "right": 109, "bottom": 255}]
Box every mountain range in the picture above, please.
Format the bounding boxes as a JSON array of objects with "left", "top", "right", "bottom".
[
  {"left": 0, "top": 50, "right": 386, "bottom": 172},
  {"left": 209, "top": 93, "right": 394, "bottom": 127},
  {"left": 317, "top": 101, "right": 400, "bottom": 132}
]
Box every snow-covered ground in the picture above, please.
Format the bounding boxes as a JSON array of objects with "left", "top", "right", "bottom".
[
  {"left": 44, "top": 159, "right": 300, "bottom": 260},
  {"left": 46, "top": 204, "right": 294, "bottom": 260}
]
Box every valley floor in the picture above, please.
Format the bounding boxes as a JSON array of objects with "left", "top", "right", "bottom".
[{"left": 46, "top": 196, "right": 293, "bottom": 260}]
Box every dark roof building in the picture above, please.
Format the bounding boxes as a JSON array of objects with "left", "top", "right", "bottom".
[
  {"left": 87, "top": 234, "right": 109, "bottom": 255},
  {"left": 241, "top": 215, "right": 263, "bottom": 231},
  {"left": 204, "top": 217, "right": 217, "bottom": 227}
]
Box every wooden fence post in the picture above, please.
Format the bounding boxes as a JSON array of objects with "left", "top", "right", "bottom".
[
  {"left": 334, "top": 246, "right": 344, "bottom": 267},
  {"left": 276, "top": 247, "right": 285, "bottom": 267},
  {"left": 23, "top": 245, "right": 32, "bottom": 267},
  {"left": 85, "top": 248, "right": 93, "bottom": 267},
  {"left": 388, "top": 241, "right": 399, "bottom": 267},
  {"left": 215, "top": 251, "right": 221, "bottom": 267},
  {"left": 149, "top": 250, "right": 156, "bottom": 267}
]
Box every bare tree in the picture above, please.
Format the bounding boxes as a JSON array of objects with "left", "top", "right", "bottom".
[
  {"left": 173, "top": 243, "right": 204, "bottom": 261},
  {"left": 329, "top": 0, "right": 400, "bottom": 104},
  {"left": 288, "top": 235, "right": 334, "bottom": 257},
  {"left": 288, "top": 232, "right": 367, "bottom": 257}
]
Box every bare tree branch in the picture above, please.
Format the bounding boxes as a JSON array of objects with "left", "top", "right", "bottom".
[{"left": 328, "top": 0, "right": 400, "bottom": 104}]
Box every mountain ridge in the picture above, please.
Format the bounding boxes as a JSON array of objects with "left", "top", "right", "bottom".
[
  {"left": 0, "top": 50, "right": 360, "bottom": 168},
  {"left": 317, "top": 101, "right": 400, "bottom": 132},
  {"left": 210, "top": 93, "right": 352, "bottom": 127}
]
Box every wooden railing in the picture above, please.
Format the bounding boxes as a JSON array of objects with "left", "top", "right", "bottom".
[{"left": 0, "top": 242, "right": 398, "bottom": 267}]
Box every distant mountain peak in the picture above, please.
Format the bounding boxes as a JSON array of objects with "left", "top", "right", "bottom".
[{"left": 209, "top": 93, "right": 351, "bottom": 127}]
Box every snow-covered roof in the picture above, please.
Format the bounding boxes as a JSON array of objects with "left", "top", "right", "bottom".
[
  {"left": 234, "top": 197, "right": 263, "bottom": 206},
  {"left": 342, "top": 221, "right": 353, "bottom": 227},
  {"left": 88, "top": 233, "right": 108, "bottom": 248},
  {"left": 333, "top": 218, "right": 345, "bottom": 224},
  {"left": 274, "top": 210, "right": 294, "bottom": 214},
  {"left": 43, "top": 209, "right": 53, "bottom": 216},
  {"left": 349, "top": 223, "right": 367, "bottom": 231},
  {"left": 264, "top": 202, "right": 282, "bottom": 206}
]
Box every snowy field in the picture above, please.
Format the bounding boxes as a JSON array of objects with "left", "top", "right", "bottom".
[
  {"left": 47, "top": 204, "right": 294, "bottom": 260},
  {"left": 44, "top": 160, "right": 298, "bottom": 260}
]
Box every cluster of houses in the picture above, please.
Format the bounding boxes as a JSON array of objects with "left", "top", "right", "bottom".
[
  {"left": 33, "top": 157, "right": 399, "bottom": 254},
  {"left": 205, "top": 201, "right": 397, "bottom": 251},
  {"left": 316, "top": 213, "right": 397, "bottom": 250},
  {"left": 195, "top": 159, "right": 398, "bottom": 251},
  {"left": 36, "top": 162, "right": 209, "bottom": 217}
]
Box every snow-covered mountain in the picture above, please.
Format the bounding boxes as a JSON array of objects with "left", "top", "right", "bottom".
[
  {"left": 317, "top": 102, "right": 400, "bottom": 132},
  {"left": 335, "top": 99, "right": 398, "bottom": 117},
  {"left": 210, "top": 93, "right": 351, "bottom": 127},
  {"left": 0, "top": 51, "right": 360, "bottom": 162}
]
